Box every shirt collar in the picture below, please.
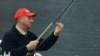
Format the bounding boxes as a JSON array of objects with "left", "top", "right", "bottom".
[{"left": 15, "top": 26, "right": 27, "bottom": 35}]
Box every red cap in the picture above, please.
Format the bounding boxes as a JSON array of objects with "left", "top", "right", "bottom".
[{"left": 14, "top": 8, "right": 37, "bottom": 20}]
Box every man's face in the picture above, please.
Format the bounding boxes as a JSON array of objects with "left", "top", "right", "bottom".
[{"left": 19, "top": 16, "right": 34, "bottom": 28}]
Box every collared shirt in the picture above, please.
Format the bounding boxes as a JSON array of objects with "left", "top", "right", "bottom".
[
  {"left": 15, "top": 26, "right": 27, "bottom": 36},
  {"left": 1, "top": 25, "right": 58, "bottom": 56}
]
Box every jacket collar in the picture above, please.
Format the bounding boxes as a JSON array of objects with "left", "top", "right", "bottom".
[
  {"left": 15, "top": 26, "right": 27, "bottom": 35},
  {"left": 12, "top": 25, "right": 27, "bottom": 36}
]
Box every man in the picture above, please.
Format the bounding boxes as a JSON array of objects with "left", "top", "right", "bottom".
[{"left": 1, "top": 8, "right": 64, "bottom": 56}]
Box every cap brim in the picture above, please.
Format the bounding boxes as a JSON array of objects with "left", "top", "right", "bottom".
[{"left": 26, "top": 13, "right": 37, "bottom": 17}]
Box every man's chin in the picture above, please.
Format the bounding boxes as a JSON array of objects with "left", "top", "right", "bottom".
[
  {"left": 28, "top": 25, "right": 32, "bottom": 29},
  {"left": 27, "top": 26, "right": 31, "bottom": 29}
]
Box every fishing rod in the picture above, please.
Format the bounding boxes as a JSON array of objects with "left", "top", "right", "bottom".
[
  {"left": 30, "top": 0, "right": 74, "bottom": 56},
  {"left": 36, "top": 0, "right": 74, "bottom": 41}
]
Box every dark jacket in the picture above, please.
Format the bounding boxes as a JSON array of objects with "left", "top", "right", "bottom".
[{"left": 1, "top": 26, "right": 59, "bottom": 56}]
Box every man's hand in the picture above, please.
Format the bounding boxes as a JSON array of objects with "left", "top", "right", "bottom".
[
  {"left": 54, "top": 23, "right": 64, "bottom": 36},
  {"left": 26, "top": 40, "right": 39, "bottom": 51}
]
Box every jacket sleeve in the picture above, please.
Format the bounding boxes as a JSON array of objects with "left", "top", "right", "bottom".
[
  {"left": 36, "top": 32, "right": 59, "bottom": 51},
  {"left": 1, "top": 34, "right": 28, "bottom": 56}
]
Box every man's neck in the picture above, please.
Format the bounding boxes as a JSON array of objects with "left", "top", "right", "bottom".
[
  {"left": 16, "top": 24, "right": 27, "bottom": 35},
  {"left": 16, "top": 23, "right": 27, "bottom": 32}
]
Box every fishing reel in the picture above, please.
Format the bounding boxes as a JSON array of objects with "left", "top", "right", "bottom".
[{"left": 34, "top": 52, "right": 43, "bottom": 56}]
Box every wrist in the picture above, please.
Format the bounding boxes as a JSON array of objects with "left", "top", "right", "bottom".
[
  {"left": 26, "top": 45, "right": 30, "bottom": 51},
  {"left": 54, "top": 32, "right": 59, "bottom": 36}
]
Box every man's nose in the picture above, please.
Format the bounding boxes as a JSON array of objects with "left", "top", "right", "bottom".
[{"left": 31, "top": 19, "right": 34, "bottom": 23}]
